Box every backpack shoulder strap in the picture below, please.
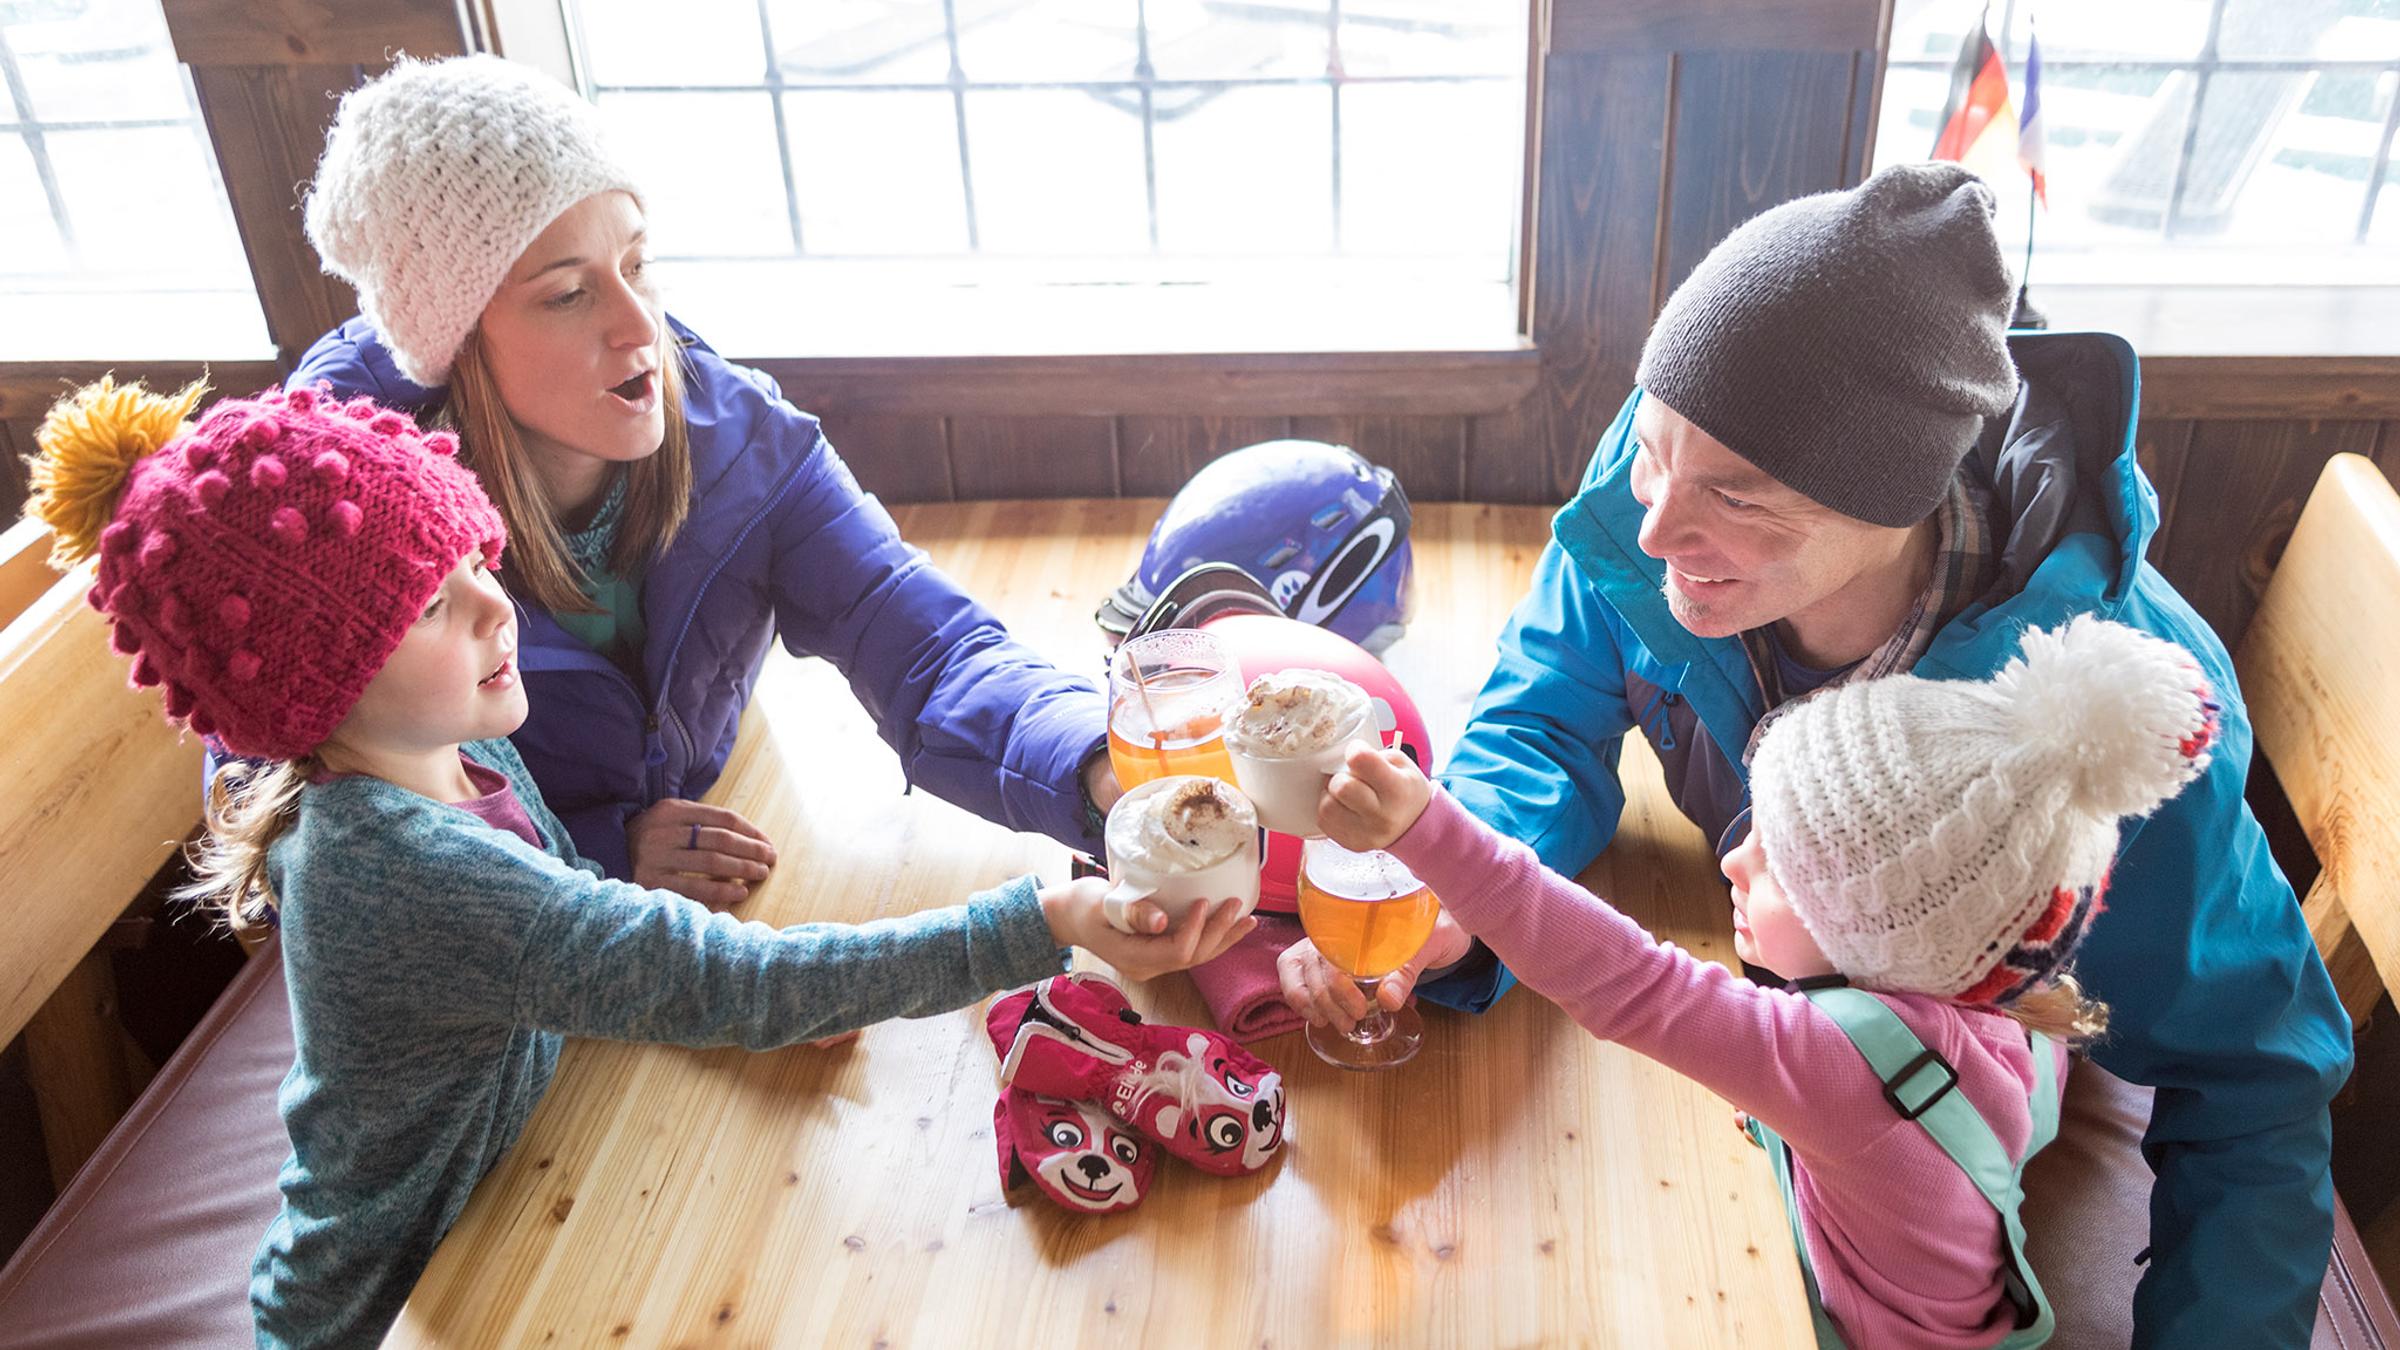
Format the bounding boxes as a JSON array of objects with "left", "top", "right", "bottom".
[{"left": 1802, "top": 986, "right": 2058, "bottom": 1343}]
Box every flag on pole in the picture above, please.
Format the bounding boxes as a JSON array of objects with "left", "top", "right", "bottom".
[
  {"left": 1930, "top": 8, "right": 2018, "bottom": 182},
  {"left": 2018, "top": 25, "right": 2049, "bottom": 207}
]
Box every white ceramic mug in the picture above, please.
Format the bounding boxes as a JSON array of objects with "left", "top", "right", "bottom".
[
  {"left": 1101, "top": 776, "right": 1262, "bottom": 934},
  {"left": 1226, "top": 690, "right": 1380, "bottom": 838}
]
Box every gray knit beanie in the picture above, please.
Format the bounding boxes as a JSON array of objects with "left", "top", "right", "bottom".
[{"left": 1635, "top": 163, "right": 2020, "bottom": 527}]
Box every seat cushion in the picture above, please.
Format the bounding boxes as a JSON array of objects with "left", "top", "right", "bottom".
[
  {"left": 2021, "top": 1054, "right": 2397, "bottom": 1350},
  {"left": 2021, "top": 1055, "right": 2154, "bottom": 1347},
  {"left": 0, "top": 941, "right": 291, "bottom": 1349},
  {"left": 2324, "top": 1196, "right": 2400, "bottom": 1350}
]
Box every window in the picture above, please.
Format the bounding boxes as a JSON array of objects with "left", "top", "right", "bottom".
[
  {"left": 0, "top": 0, "right": 271, "bottom": 359},
  {"left": 560, "top": 0, "right": 1530, "bottom": 356},
  {"left": 1875, "top": 0, "right": 2400, "bottom": 287}
]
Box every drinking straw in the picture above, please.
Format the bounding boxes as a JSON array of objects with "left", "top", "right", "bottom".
[{"left": 1127, "top": 648, "right": 1172, "bottom": 776}]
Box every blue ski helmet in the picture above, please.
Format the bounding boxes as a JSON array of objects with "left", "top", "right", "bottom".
[{"left": 1097, "top": 440, "right": 1413, "bottom": 653}]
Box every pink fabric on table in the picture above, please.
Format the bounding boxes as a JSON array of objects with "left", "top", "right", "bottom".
[{"left": 1188, "top": 912, "right": 1308, "bottom": 1043}]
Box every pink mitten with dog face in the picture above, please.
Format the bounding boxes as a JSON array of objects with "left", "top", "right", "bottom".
[
  {"left": 995, "top": 972, "right": 1287, "bottom": 1177},
  {"left": 990, "top": 1091, "right": 1153, "bottom": 1213},
  {"left": 987, "top": 978, "right": 1155, "bottom": 1213}
]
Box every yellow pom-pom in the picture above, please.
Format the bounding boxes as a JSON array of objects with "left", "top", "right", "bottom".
[{"left": 25, "top": 376, "right": 208, "bottom": 566}]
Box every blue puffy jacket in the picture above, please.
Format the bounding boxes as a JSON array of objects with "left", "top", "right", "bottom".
[
  {"left": 1423, "top": 331, "right": 2353, "bottom": 1348},
  {"left": 288, "top": 316, "right": 1108, "bottom": 876}
]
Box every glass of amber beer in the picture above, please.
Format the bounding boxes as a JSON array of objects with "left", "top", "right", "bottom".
[
  {"left": 1297, "top": 837, "right": 1439, "bottom": 1070},
  {"left": 1108, "top": 629, "right": 1243, "bottom": 791}
]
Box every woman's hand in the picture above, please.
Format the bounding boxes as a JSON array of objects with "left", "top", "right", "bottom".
[
  {"left": 1040, "top": 877, "right": 1256, "bottom": 983},
  {"left": 1082, "top": 752, "right": 1124, "bottom": 817},
  {"left": 627, "top": 798, "right": 778, "bottom": 907}
]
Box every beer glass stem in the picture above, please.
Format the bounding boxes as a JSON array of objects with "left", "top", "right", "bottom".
[{"left": 1349, "top": 978, "right": 1391, "bottom": 1046}]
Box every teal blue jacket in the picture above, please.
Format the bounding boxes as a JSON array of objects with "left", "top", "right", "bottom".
[{"left": 1424, "top": 332, "right": 2353, "bottom": 1348}]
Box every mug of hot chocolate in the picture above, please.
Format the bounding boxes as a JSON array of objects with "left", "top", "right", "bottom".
[
  {"left": 1101, "top": 776, "right": 1262, "bottom": 934},
  {"left": 1223, "top": 670, "right": 1380, "bottom": 837}
]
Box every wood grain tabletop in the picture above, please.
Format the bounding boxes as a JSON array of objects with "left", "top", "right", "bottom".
[{"left": 390, "top": 501, "right": 1810, "bottom": 1348}]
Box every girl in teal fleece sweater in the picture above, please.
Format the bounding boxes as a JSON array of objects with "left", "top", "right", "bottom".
[{"left": 26, "top": 380, "right": 1252, "bottom": 1350}]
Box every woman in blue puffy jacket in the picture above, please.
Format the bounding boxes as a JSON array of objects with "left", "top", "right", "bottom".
[{"left": 289, "top": 54, "right": 1118, "bottom": 899}]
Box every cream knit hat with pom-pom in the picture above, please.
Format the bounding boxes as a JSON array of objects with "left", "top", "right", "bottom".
[
  {"left": 304, "top": 54, "right": 644, "bottom": 388},
  {"left": 1748, "top": 616, "right": 2221, "bottom": 1004}
]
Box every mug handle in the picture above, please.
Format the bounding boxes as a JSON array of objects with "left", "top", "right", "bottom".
[{"left": 1103, "top": 878, "right": 1158, "bottom": 934}]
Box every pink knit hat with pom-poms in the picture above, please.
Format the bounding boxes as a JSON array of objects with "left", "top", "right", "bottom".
[{"left": 25, "top": 378, "right": 506, "bottom": 760}]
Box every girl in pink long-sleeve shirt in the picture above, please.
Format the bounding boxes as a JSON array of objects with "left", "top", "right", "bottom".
[{"left": 1317, "top": 617, "right": 2220, "bottom": 1349}]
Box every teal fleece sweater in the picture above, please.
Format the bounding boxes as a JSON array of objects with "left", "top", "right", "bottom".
[{"left": 250, "top": 737, "right": 1065, "bottom": 1348}]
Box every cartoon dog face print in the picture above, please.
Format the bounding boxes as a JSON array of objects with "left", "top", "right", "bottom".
[
  {"left": 1149, "top": 1033, "right": 1287, "bottom": 1174},
  {"left": 1018, "top": 1096, "right": 1149, "bottom": 1213}
]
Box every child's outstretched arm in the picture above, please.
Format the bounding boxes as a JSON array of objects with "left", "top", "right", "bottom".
[
  {"left": 504, "top": 861, "right": 1252, "bottom": 1049},
  {"left": 328, "top": 791, "right": 1248, "bottom": 1050},
  {"left": 1340, "top": 751, "right": 1915, "bottom": 1158}
]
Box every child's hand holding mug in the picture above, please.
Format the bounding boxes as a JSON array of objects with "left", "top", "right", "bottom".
[
  {"left": 1317, "top": 744, "right": 1433, "bottom": 853},
  {"left": 1040, "top": 877, "right": 1257, "bottom": 983},
  {"left": 1278, "top": 744, "right": 1463, "bottom": 1031}
]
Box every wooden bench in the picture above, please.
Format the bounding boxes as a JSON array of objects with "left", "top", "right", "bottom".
[
  {"left": 0, "top": 521, "right": 290, "bottom": 1348},
  {"left": 0, "top": 518, "right": 207, "bottom": 1187},
  {"left": 2237, "top": 451, "right": 2400, "bottom": 1319}
]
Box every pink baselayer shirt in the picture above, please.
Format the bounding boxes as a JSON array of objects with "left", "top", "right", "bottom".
[{"left": 1390, "top": 789, "right": 2071, "bottom": 1348}]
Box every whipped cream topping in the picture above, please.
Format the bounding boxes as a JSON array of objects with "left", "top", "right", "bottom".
[
  {"left": 1108, "top": 776, "right": 1258, "bottom": 874},
  {"left": 1223, "top": 670, "right": 1375, "bottom": 758}
]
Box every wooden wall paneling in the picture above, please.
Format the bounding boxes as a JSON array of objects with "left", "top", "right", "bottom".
[
  {"left": 161, "top": 0, "right": 467, "bottom": 66},
  {"left": 1658, "top": 50, "right": 1872, "bottom": 306},
  {"left": 185, "top": 62, "right": 373, "bottom": 365},
  {"left": 1506, "top": 52, "right": 1675, "bottom": 505},
  {"left": 2156, "top": 419, "right": 2385, "bottom": 646},
  {"left": 948, "top": 417, "right": 1119, "bottom": 500},
  {"left": 1292, "top": 415, "right": 1468, "bottom": 504},
  {"left": 0, "top": 362, "right": 285, "bottom": 522},
  {"left": 817, "top": 413, "right": 953, "bottom": 505},
  {"left": 1465, "top": 397, "right": 1559, "bottom": 506},
  {"left": 165, "top": 1, "right": 470, "bottom": 367},
  {"left": 0, "top": 362, "right": 284, "bottom": 423},
  {"left": 1116, "top": 416, "right": 1292, "bottom": 498},
  {"left": 744, "top": 352, "right": 1538, "bottom": 422},
  {"left": 2134, "top": 418, "right": 2197, "bottom": 566},
  {"left": 0, "top": 422, "right": 27, "bottom": 525},
  {"left": 2140, "top": 357, "right": 2400, "bottom": 421},
  {"left": 1551, "top": 0, "right": 1883, "bottom": 55}
]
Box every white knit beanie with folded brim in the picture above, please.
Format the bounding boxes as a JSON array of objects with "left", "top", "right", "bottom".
[
  {"left": 1748, "top": 616, "right": 2221, "bottom": 1003},
  {"left": 303, "top": 54, "right": 646, "bottom": 389}
]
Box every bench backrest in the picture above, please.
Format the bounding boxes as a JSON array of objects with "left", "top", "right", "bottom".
[
  {"left": 0, "top": 519, "right": 204, "bottom": 1048},
  {"left": 0, "top": 517, "right": 61, "bottom": 631},
  {"left": 2236, "top": 452, "right": 2400, "bottom": 1027}
]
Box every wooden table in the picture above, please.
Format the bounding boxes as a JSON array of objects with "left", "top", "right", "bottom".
[{"left": 391, "top": 502, "right": 1811, "bottom": 1347}]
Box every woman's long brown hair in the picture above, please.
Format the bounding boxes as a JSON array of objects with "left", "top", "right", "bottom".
[{"left": 441, "top": 327, "right": 692, "bottom": 613}]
